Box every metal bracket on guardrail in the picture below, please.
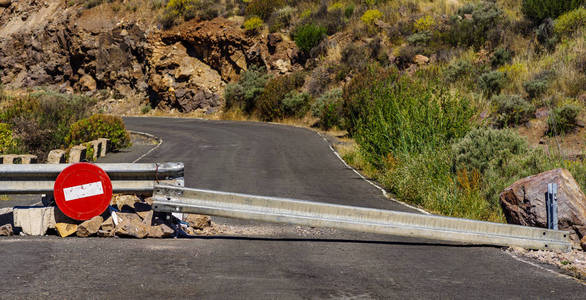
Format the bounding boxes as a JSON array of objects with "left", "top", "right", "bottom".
[
  {"left": 0, "top": 162, "right": 184, "bottom": 195},
  {"left": 546, "top": 183, "right": 558, "bottom": 230},
  {"left": 152, "top": 184, "right": 572, "bottom": 251}
]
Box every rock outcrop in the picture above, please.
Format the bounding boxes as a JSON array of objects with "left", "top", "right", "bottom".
[
  {"left": 500, "top": 168, "right": 586, "bottom": 241},
  {"left": 0, "top": 1, "right": 302, "bottom": 113}
]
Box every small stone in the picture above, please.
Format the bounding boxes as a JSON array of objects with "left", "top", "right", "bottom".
[
  {"left": 77, "top": 216, "right": 104, "bottom": 237},
  {"left": 148, "top": 224, "right": 175, "bottom": 238},
  {"left": 101, "top": 217, "right": 115, "bottom": 232},
  {"left": 184, "top": 214, "right": 211, "bottom": 230},
  {"left": 97, "top": 229, "right": 116, "bottom": 238},
  {"left": 111, "top": 194, "right": 141, "bottom": 210},
  {"left": 115, "top": 213, "right": 148, "bottom": 238},
  {"left": 55, "top": 223, "right": 77, "bottom": 238},
  {"left": 79, "top": 74, "right": 97, "bottom": 91},
  {"left": 137, "top": 210, "right": 153, "bottom": 226},
  {"left": 0, "top": 224, "right": 13, "bottom": 236},
  {"left": 414, "top": 55, "right": 429, "bottom": 65}
]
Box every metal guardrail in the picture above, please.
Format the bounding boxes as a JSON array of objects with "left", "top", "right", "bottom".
[
  {"left": 0, "top": 163, "right": 184, "bottom": 194},
  {"left": 152, "top": 185, "right": 572, "bottom": 251}
]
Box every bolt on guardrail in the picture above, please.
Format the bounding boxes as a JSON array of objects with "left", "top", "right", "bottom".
[
  {"left": 152, "top": 185, "right": 572, "bottom": 251},
  {"left": 0, "top": 163, "right": 184, "bottom": 194}
]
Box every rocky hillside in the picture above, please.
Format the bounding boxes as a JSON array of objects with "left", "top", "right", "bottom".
[{"left": 0, "top": 0, "right": 300, "bottom": 113}]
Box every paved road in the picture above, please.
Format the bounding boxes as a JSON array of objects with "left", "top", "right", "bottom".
[{"left": 1, "top": 117, "right": 584, "bottom": 299}]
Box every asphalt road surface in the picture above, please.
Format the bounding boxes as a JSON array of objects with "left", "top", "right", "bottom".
[{"left": 1, "top": 117, "right": 584, "bottom": 299}]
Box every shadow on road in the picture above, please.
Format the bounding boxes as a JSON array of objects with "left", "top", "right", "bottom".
[{"left": 183, "top": 235, "right": 499, "bottom": 249}]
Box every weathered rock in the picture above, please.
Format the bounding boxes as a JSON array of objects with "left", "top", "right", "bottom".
[
  {"left": 414, "top": 55, "right": 430, "bottom": 65},
  {"left": 581, "top": 236, "right": 586, "bottom": 251},
  {"left": 47, "top": 149, "right": 66, "bottom": 164},
  {"left": 115, "top": 212, "right": 148, "bottom": 238},
  {"left": 13, "top": 207, "right": 55, "bottom": 236},
  {"left": 77, "top": 216, "right": 104, "bottom": 237},
  {"left": 137, "top": 210, "right": 153, "bottom": 226},
  {"left": 111, "top": 194, "right": 141, "bottom": 210},
  {"left": 101, "top": 216, "right": 115, "bottom": 231},
  {"left": 148, "top": 224, "right": 175, "bottom": 238},
  {"left": 97, "top": 229, "right": 116, "bottom": 237},
  {"left": 184, "top": 214, "right": 211, "bottom": 230},
  {"left": 267, "top": 33, "right": 282, "bottom": 54},
  {"left": 0, "top": 0, "right": 11, "bottom": 8},
  {"left": 55, "top": 223, "right": 77, "bottom": 238},
  {"left": 0, "top": 224, "right": 12, "bottom": 236},
  {"left": 160, "top": 18, "right": 256, "bottom": 82},
  {"left": 500, "top": 168, "right": 586, "bottom": 240},
  {"left": 79, "top": 74, "right": 97, "bottom": 91},
  {"left": 148, "top": 41, "right": 223, "bottom": 113}
]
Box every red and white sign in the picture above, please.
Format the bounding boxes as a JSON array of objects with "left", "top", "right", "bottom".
[{"left": 53, "top": 163, "right": 113, "bottom": 221}]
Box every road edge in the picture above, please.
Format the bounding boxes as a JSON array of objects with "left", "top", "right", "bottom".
[{"left": 127, "top": 130, "right": 163, "bottom": 163}]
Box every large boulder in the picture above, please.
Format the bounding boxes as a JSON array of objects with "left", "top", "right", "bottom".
[{"left": 500, "top": 168, "right": 586, "bottom": 241}]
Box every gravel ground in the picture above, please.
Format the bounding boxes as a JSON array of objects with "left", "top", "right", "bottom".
[{"left": 509, "top": 247, "right": 586, "bottom": 281}]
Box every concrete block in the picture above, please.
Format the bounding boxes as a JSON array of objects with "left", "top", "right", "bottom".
[
  {"left": 13, "top": 207, "right": 56, "bottom": 236},
  {"left": 97, "top": 138, "right": 109, "bottom": 157},
  {"left": 68, "top": 145, "right": 86, "bottom": 163},
  {"left": 20, "top": 155, "right": 37, "bottom": 164},
  {"left": 0, "top": 154, "right": 16, "bottom": 164},
  {"left": 88, "top": 140, "right": 102, "bottom": 161},
  {"left": 47, "top": 150, "right": 66, "bottom": 164}
]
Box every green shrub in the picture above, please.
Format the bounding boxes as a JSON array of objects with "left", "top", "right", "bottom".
[
  {"left": 414, "top": 16, "right": 435, "bottom": 32},
  {"left": 445, "top": 59, "right": 473, "bottom": 82},
  {"left": 452, "top": 128, "right": 529, "bottom": 174},
  {"left": 282, "top": 92, "right": 311, "bottom": 118},
  {"left": 448, "top": 1, "right": 505, "bottom": 48},
  {"left": 344, "top": 4, "right": 355, "bottom": 18},
  {"left": 244, "top": 16, "right": 263, "bottom": 33},
  {"left": 361, "top": 9, "right": 382, "bottom": 26},
  {"left": 268, "top": 6, "right": 295, "bottom": 33},
  {"left": 0, "top": 91, "right": 97, "bottom": 158},
  {"left": 293, "top": 23, "right": 327, "bottom": 54},
  {"left": 224, "top": 66, "right": 269, "bottom": 113},
  {"left": 554, "top": 8, "right": 586, "bottom": 38},
  {"left": 536, "top": 18, "right": 558, "bottom": 51},
  {"left": 522, "top": 0, "right": 584, "bottom": 23},
  {"left": 478, "top": 70, "right": 506, "bottom": 97},
  {"left": 523, "top": 78, "right": 548, "bottom": 99},
  {"left": 256, "top": 73, "right": 305, "bottom": 121},
  {"left": 354, "top": 74, "right": 474, "bottom": 168},
  {"left": 406, "top": 32, "right": 431, "bottom": 46},
  {"left": 67, "top": 114, "right": 131, "bottom": 151},
  {"left": 0, "top": 123, "right": 17, "bottom": 154},
  {"left": 547, "top": 103, "right": 581, "bottom": 135},
  {"left": 312, "top": 89, "right": 343, "bottom": 130},
  {"left": 490, "top": 48, "right": 513, "bottom": 68},
  {"left": 492, "top": 95, "right": 536, "bottom": 128},
  {"left": 342, "top": 65, "right": 397, "bottom": 135},
  {"left": 245, "top": 0, "right": 284, "bottom": 20}
]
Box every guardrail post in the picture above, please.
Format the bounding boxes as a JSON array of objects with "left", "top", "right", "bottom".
[{"left": 546, "top": 183, "right": 558, "bottom": 230}]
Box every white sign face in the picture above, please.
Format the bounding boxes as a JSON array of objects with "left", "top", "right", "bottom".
[{"left": 63, "top": 181, "right": 104, "bottom": 202}]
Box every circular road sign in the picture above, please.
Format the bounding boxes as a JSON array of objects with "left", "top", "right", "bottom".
[{"left": 53, "top": 162, "right": 113, "bottom": 221}]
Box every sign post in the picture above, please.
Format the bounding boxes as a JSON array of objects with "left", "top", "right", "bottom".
[{"left": 53, "top": 162, "right": 113, "bottom": 220}]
